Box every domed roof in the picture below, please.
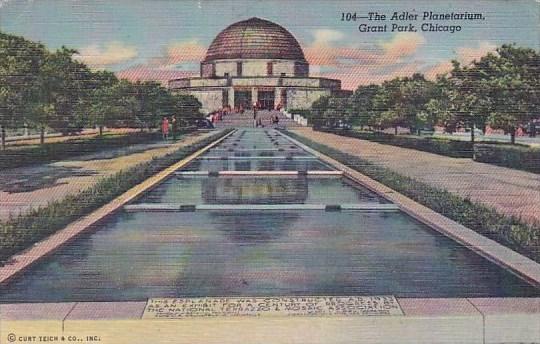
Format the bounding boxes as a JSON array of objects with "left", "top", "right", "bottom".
[{"left": 203, "top": 17, "right": 306, "bottom": 62}]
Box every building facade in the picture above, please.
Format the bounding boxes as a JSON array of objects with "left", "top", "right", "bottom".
[{"left": 168, "top": 17, "right": 348, "bottom": 113}]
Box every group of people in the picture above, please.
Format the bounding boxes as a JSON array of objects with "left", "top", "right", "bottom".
[
  {"left": 163, "top": 102, "right": 284, "bottom": 133},
  {"left": 161, "top": 115, "right": 178, "bottom": 140},
  {"left": 206, "top": 105, "right": 232, "bottom": 124},
  {"left": 253, "top": 101, "right": 281, "bottom": 128}
]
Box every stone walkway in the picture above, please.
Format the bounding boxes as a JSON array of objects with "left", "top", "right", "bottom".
[
  {"left": 4, "top": 128, "right": 139, "bottom": 147},
  {"left": 292, "top": 128, "right": 540, "bottom": 225},
  {"left": 0, "top": 131, "right": 213, "bottom": 221}
]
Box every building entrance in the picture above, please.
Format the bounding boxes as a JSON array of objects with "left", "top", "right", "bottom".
[
  {"left": 234, "top": 91, "right": 252, "bottom": 110},
  {"left": 258, "top": 90, "right": 275, "bottom": 110}
]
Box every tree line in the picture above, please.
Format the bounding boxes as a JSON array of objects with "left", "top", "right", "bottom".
[
  {"left": 0, "top": 31, "right": 202, "bottom": 149},
  {"left": 309, "top": 45, "right": 540, "bottom": 143}
]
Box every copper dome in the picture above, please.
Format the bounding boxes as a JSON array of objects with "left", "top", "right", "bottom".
[{"left": 203, "top": 17, "right": 306, "bottom": 62}]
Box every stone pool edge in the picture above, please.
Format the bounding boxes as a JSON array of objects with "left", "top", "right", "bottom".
[
  {"left": 279, "top": 130, "right": 540, "bottom": 288},
  {"left": 1, "top": 298, "right": 539, "bottom": 344},
  {"left": 0, "top": 129, "right": 237, "bottom": 287}
]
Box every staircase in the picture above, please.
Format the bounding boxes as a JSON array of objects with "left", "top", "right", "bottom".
[{"left": 214, "top": 110, "right": 302, "bottom": 128}]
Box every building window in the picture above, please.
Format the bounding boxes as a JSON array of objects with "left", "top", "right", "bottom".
[
  {"left": 236, "top": 62, "right": 242, "bottom": 76},
  {"left": 280, "top": 72, "right": 286, "bottom": 77},
  {"left": 267, "top": 62, "right": 273, "bottom": 76},
  {"left": 294, "top": 62, "right": 308, "bottom": 76}
]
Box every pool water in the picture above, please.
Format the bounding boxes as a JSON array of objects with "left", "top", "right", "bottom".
[
  {"left": 1, "top": 128, "right": 538, "bottom": 303},
  {"left": 136, "top": 177, "right": 387, "bottom": 205},
  {"left": 182, "top": 157, "right": 334, "bottom": 172}
]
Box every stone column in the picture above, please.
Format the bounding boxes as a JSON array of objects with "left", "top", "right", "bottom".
[
  {"left": 251, "top": 87, "right": 258, "bottom": 108},
  {"left": 229, "top": 87, "right": 235, "bottom": 109},
  {"left": 275, "top": 87, "right": 282, "bottom": 109}
]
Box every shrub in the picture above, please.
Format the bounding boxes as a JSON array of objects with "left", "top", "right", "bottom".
[
  {"left": 474, "top": 144, "right": 540, "bottom": 173},
  {"left": 0, "top": 131, "right": 169, "bottom": 170},
  {"left": 283, "top": 130, "right": 540, "bottom": 262},
  {"left": 0, "top": 129, "right": 232, "bottom": 264},
  {"left": 320, "top": 128, "right": 474, "bottom": 158}
]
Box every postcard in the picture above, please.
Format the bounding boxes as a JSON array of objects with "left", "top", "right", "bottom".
[{"left": 0, "top": 0, "right": 539, "bottom": 343}]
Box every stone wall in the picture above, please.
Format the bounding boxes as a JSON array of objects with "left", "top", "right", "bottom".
[
  {"left": 287, "top": 88, "right": 330, "bottom": 109},
  {"left": 188, "top": 89, "right": 223, "bottom": 114},
  {"left": 210, "top": 59, "right": 299, "bottom": 77}
]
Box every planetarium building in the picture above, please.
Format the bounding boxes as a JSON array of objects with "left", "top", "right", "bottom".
[{"left": 168, "top": 17, "right": 347, "bottom": 113}]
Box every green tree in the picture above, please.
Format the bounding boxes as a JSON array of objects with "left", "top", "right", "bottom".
[
  {"left": 368, "top": 80, "right": 403, "bottom": 134},
  {"left": 482, "top": 45, "right": 540, "bottom": 143},
  {"left": 350, "top": 84, "right": 379, "bottom": 129},
  {"left": 87, "top": 85, "right": 123, "bottom": 135},
  {"left": 426, "top": 76, "right": 460, "bottom": 133},
  {"left": 0, "top": 33, "right": 47, "bottom": 148},
  {"left": 44, "top": 47, "right": 92, "bottom": 134},
  {"left": 309, "top": 96, "right": 331, "bottom": 128},
  {"left": 75, "top": 70, "right": 119, "bottom": 130},
  {"left": 445, "top": 61, "right": 490, "bottom": 142},
  {"left": 368, "top": 74, "right": 435, "bottom": 135},
  {"left": 401, "top": 74, "right": 436, "bottom": 133},
  {"left": 173, "top": 94, "right": 203, "bottom": 126}
]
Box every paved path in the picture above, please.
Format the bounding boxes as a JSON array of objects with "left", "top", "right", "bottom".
[
  {"left": 292, "top": 128, "right": 540, "bottom": 225},
  {"left": 4, "top": 128, "right": 140, "bottom": 147},
  {"left": 0, "top": 131, "right": 213, "bottom": 221}
]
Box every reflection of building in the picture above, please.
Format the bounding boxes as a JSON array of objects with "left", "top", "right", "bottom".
[
  {"left": 169, "top": 17, "right": 348, "bottom": 113},
  {"left": 202, "top": 177, "right": 308, "bottom": 204}
]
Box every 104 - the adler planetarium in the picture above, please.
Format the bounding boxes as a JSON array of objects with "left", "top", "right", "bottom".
[{"left": 169, "top": 17, "right": 348, "bottom": 114}]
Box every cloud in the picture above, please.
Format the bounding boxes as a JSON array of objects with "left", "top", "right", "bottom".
[
  {"left": 324, "top": 62, "right": 423, "bottom": 90},
  {"left": 164, "top": 39, "right": 207, "bottom": 65},
  {"left": 380, "top": 32, "right": 426, "bottom": 59},
  {"left": 424, "top": 41, "right": 497, "bottom": 80},
  {"left": 456, "top": 41, "right": 497, "bottom": 65},
  {"left": 75, "top": 41, "right": 138, "bottom": 68},
  {"left": 311, "top": 29, "right": 345, "bottom": 46},
  {"left": 305, "top": 30, "right": 426, "bottom": 89},
  {"left": 305, "top": 31, "right": 424, "bottom": 66},
  {"left": 304, "top": 29, "right": 368, "bottom": 66},
  {"left": 115, "top": 65, "right": 197, "bottom": 85},
  {"left": 114, "top": 39, "right": 207, "bottom": 84},
  {"left": 423, "top": 61, "right": 453, "bottom": 80}
]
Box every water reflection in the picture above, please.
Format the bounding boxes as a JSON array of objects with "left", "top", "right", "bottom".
[
  {"left": 202, "top": 177, "right": 308, "bottom": 204},
  {"left": 2, "top": 211, "right": 537, "bottom": 302},
  {"left": 209, "top": 211, "right": 299, "bottom": 242},
  {"left": 183, "top": 158, "right": 332, "bottom": 172}
]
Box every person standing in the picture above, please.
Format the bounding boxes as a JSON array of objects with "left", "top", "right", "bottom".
[
  {"left": 171, "top": 115, "right": 177, "bottom": 140},
  {"left": 161, "top": 117, "right": 170, "bottom": 140},
  {"left": 253, "top": 103, "right": 258, "bottom": 127},
  {"left": 273, "top": 113, "right": 280, "bottom": 127}
]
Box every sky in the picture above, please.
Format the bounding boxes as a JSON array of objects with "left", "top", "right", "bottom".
[{"left": 1, "top": 0, "right": 539, "bottom": 90}]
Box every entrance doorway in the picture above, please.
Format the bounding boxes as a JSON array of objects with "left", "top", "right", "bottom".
[
  {"left": 257, "top": 90, "right": 275, "bottom": 110},
  {"left": 234, "top": 90, "right": 251, "bottom": 110}
]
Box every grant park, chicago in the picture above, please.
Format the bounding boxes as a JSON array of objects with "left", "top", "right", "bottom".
[{"left": 0, "top": 1, "right": 539, "bottom": 343}]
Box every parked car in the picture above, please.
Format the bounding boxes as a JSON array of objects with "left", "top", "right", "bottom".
[
  {"left": 195, "top": 119, "right": 214, "bottom": 129},
  {"left": 330, "top": 120, "right": 352, "bottom": 130}
]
